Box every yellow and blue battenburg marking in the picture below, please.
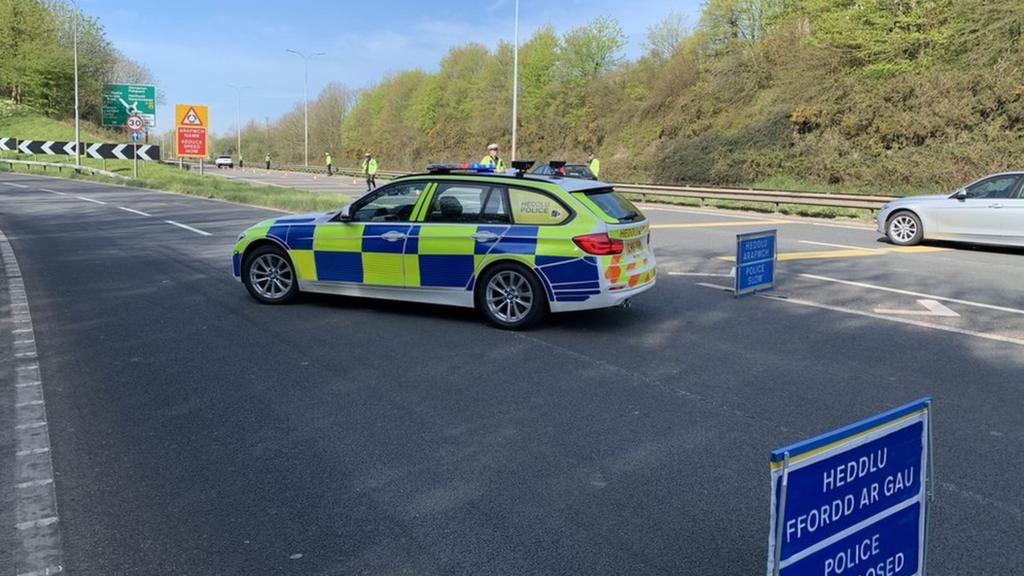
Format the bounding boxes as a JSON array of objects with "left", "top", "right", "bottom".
[{"left": 239, "top": 216, "right": 610, "bottom": 302}]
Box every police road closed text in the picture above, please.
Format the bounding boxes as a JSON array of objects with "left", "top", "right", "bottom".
[{"left": 766, "top": 400, "right": 930, "bottom": 576}]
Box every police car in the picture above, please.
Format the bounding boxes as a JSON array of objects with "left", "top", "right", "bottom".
[{"left": 232, "top": 162, "right": 656, "bottom": 329}]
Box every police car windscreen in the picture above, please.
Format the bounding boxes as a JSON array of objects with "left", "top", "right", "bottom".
[{"left": 582, "top": 189, "right": 643, "bottom": 223}]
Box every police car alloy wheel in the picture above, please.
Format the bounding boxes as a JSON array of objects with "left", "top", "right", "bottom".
[
  {"left": 243, "top": 245, "right": 298, "bottom": 304},
  {"left": 477, "top": 263, "right": 546, "bottom": 329},
  {"left": 887, "top": 211, "right": 922, "bottom": 246}
]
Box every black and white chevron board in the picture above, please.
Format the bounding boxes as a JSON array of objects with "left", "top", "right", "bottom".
[{"left": 0, "top": 138, "right": 160, "bottom": 161}]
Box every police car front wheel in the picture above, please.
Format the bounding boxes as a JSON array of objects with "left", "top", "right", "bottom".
[
  {"left": 243, "top": 245, "right": 298, "bottom": 304},
  {"left": 477, "top": 263, "right": 546, "bottom": 329}
]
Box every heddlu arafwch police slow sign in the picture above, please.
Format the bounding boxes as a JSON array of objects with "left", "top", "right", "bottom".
[
  {"left": 766, "top": 398, "right": 934, "bottom": 576},
  {"left": 736, "top": 229, "right": 777, "bottom": 297}
]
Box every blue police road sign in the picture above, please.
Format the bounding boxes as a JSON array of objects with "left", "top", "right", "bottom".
[
  {"left": 736, "top": 230, "right": 776, "bottom": 296},
  {"left": 131, "top": 131, "right": 142, "bottom": 142},
  {"left": 766, "top": 398, "right": 933, "bottom": 576}
]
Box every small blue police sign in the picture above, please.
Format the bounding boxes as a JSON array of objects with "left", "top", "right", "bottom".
[
  {"left": 130, "top": 131, "right": 142, "bottom": 143},
  {"left": 767, "top": 399, "right": 933, "bottom": 576},
  {"left": 736, "top": 230, "right": 777, "bottom": 297}
]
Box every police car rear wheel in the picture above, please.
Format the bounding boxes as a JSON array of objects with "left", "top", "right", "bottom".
[
  {"left": 477, "top": 263, "right": 546, "bottom": 329},
  {"left": 243, "top": 246, "right": 297, "bottom": 304}
]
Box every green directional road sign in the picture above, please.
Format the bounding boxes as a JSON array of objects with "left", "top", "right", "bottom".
[{"left": 102, "top": 84, "right": 157, "bottom": 127}]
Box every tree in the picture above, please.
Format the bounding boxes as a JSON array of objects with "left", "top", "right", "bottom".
[
  {"left": 644, "top": 12, "right": 690, "bottom": 62},
  {"left": 559, "top": 17, "right": 627, "bottom": 80}
]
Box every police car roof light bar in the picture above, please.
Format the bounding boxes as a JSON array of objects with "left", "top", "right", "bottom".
[
  {"left": 426, "top": 163, "right": 496, "bottom": 174},
  {"left": 511, "top": 160, "right": 534, "bottom": 178}
]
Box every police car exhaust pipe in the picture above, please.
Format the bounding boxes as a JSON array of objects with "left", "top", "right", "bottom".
[{"left": 619, "top": 298, "right": 633, "bottom": 309}]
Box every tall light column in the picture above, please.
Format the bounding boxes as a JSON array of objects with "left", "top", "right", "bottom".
[
  {"left": 511, "top": 0, "right": 520, "bottom": 162},
  {"left": 285, "top": 49, "right": 325, "bottom": 167},
  {"left": 226, "top": 84, "right": 251, "bottom": 164}
]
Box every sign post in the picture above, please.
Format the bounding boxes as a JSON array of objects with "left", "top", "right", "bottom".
[
  {"left": 175, "top": 104, "right": 208, "bottom": 163},
  {"left": 736, "top": 229, "right": 777, "bottom": 297},
  {"left": 766, "top": 398, "right": 933, "bottom": 576},
  {"left": 102, "top": 84, "right": 156, "bottom": 128},
  {"left": 127, "top": 114, "right": 144, "bottom": 179}
]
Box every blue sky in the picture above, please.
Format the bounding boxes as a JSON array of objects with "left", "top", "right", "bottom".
[{"left": 85, "top": 0, "right": 704, "bottom": 135}]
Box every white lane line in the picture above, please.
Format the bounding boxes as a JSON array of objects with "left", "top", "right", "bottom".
[
  {"left": 16, "top": 478, "right": 53, "bottom": 489},
  {"left": 799, "top": 240, "right": 883, "bottom": 252},
  {"left": 668, "top": 271, "right": 735, "bottom": 278},
  {"left": 74, "top": 195, "right": 106, "bottom": 205},
  {"left": 16, "top": 517, "right": 58, "bottom": 530},
  {"left": 811, "top": 222, "right": 876, "bottom": 231},
  {"left": 15, "top": 400, "right": 45, "bottom": 408},
  {"left": 759, "top": 294, "right": 1024, "bottom": 347},
  {"left": 17, "top": 565, "right": 65, "bottom": 576},
  {"left": 15, "top": 421, "right": 46, "bottom": 429},
  {"left": 39, "top": 188, "right": 66, "bottom": 196},
  {"left": 695, "top": 282, "right": 733, "bottom": 292},
  {"left": 801, "top": 273, "right": 1024, "bottom": 316},
  {"left": 164, "top": 220, "right": 212, "bottom": 236},
  {"left": 3, "top": 182, "right": 29, "bottom": 188},
  {"left": 16, "top": 448, "right": 50, "bottom": 457},
  {"left": 117, "top": 206, "right": 152, "bottom": 217}
]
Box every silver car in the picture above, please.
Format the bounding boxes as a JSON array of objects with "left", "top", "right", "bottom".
[{"left": 878, "top": 172, "right": 1024, "bottom": 248}]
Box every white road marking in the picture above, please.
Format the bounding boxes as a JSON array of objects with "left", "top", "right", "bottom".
[
  {"left": 117, "top": 206, "right": 152, "bottom": 217},
  {"left": 40, "top": 188, "right": 66, "bottom": 196},
  {"left": 758, "top": 294, "right": 1024, "bottom": 347},
  {"left": 17, "top": 565, "right": 65, "bottom": 576},
  {"left": 695, "top": 282, "right": 734, "bottom": 292},
  {"left": 668, "top": 271, "right": 735, "bottom": 278},
  {"left": 799, "top": 240, "right": 883, "bottom": 252},
  {"left": 875, "top": 299, "right": 960, "bottom": 318},
  {"left": 164, "top": 220, "right": 212, "bottom": 236},
  {"left": 74, "top": 195, "right": 106, "bottom": 205},
  {"left": 801, "top": 274, "right": 1024, "bottom": 316},
  {"left": 16, "top": 517, "right": 58, "bottom": 530},
  {"left": 2, "top": 226, "right": 64, "bottom": 576},
  {"left": 811, "top": 222, "right": 876, "bottom": 231},
  {"left": 3, "top": 182, "right": 29, "bottom": 188},
  {"left": 16, "top": 478, "right": 53, "bottom": 489}
]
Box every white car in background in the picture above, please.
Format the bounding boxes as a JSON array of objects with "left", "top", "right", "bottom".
[
  {"left": 215, "top": 155, "right": 234, "bottom": 169},
  {"left": 878, "top": 172, "right": 1024, "bottom": 248}
]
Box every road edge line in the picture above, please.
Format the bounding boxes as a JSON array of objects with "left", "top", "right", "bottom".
[{"left": 1, "top": 226, "right": 65, "bottom": 576}]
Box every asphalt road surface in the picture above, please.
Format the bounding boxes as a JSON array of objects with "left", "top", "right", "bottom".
[
  {"left": 1, "top": 172, "right": 1022, "bottom": 575},
  {"left": 210, "top": 165, "right": 374, "bottom": 197}
]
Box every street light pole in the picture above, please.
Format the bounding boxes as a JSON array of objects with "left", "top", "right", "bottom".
[
  {"left": 286, "top": 48, "right": 325, "bottom": 167},
  {"left": 511, "top": 0, "right": 520, "bottom": 162},
  {"left": 71, "top": 0, "right": 81, "bottom": 168},
  {"left": 226, "top": 84, "right": 250, "bottom": 166}
]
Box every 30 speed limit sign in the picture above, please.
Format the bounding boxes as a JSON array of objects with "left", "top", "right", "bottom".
[{"left": 126, "top": 114, "right": 144, "bottom": 132}]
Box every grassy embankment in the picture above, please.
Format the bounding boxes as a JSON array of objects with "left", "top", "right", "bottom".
[{"left": 0, "top": 103, "right": 350, "bottom": 213}]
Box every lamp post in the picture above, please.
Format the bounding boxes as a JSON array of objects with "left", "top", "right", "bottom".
[
  {"left": 285, "top": 48, "right": 325, "bottom": 167},
  {"left": 511, "top": 0, "right": 520, "bottom": 162},
  {"left": 226, "top": 83, "right": 250, "bottom": 166},
  {"left": 70, "top": 0, "right": 81, "bottom": 168}
]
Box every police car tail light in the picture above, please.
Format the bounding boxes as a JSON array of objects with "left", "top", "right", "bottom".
[{"left": 573, "top": 233, "right": 623, "bottom": 255}]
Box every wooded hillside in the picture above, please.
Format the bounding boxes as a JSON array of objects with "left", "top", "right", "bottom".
[{"left": 332, "top": 0, "right": 1023, "bottom": 192}]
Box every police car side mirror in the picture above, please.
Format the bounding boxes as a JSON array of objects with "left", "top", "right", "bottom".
[
  {"left": 338, "top": 204, "right": 353, "bottom": 221},
  {"left": 955, "top": 189, "right": 967, "bottom": 201}
]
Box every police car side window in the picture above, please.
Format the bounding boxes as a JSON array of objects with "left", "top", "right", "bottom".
[
  {"left": 352, "top": 182, "right": 424, "bottom": 222},
  {"left": 508, "top": 188, "right": 569, "bottom": 225},
  {"left": 481, "top": 188, "right": 511, "bottom": 224},
  {"left": 426, "top": 184, "right": 488, "bottom": 224}
]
